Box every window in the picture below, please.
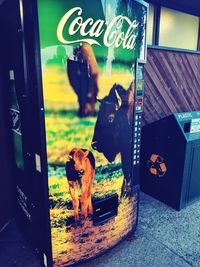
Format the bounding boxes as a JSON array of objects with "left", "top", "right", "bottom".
[
  {"left": 159, "top": 7, "right": 199, "bottom": 50},
  {"left": 147, "top": 4, "right": 154, "bottom": 45}
]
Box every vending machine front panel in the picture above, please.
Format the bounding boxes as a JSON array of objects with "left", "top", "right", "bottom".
[{"left": 37, "top": 0, "right": 148, "bottom": 265}]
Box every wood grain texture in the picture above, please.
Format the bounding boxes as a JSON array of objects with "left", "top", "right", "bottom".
[{"left": 143, "top": 48, "right": 200, "bottom": 124}]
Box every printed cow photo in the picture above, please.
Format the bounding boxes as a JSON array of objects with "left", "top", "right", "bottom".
[
  {"left": 40, "top": 0, "right": 147, "bottom": 264},
  {"left": 65, "top": 148, "right": 95, "bottom": 220},
  {"left": 92, "top": 82, "right": 135, "bottom": 197},
  {"left": 67, "top": 44, "right": 99, "bottom": 117}
]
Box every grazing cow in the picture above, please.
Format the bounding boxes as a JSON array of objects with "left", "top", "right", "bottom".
[
  {"left": 91, "top": 83, "right": 135, "bottom": 197},
  {"left": 67, "top": 44, "right": 99, "bottom": 117},
  {"left": 65, "top": 148, "right": 95, "bottom": 220}
]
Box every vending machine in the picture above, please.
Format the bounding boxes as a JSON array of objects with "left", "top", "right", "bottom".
[{"left": 6, "top": 0, "right": 148, "bottom": 266}]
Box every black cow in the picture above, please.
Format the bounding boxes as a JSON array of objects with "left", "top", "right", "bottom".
[
  {"left": 91, "top": 83, "right": 135, "bottom": 197},
  {"left": 67, "top": 44, "right": 99, "bottom": 117}
]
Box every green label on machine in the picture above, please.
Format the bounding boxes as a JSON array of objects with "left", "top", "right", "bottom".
[{"left": 10, "top": 80, "right": 24, "bottom": 171}]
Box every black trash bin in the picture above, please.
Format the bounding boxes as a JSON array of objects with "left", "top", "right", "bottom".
[{"left": 140, "top": 111, "right": 200, "bottom": 210}]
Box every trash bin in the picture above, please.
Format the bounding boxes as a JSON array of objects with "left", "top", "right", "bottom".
[{"left": 140, "top": 111, "right": 200, "bottom": 210}]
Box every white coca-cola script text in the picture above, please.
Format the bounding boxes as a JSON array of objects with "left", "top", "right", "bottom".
[{"left": 57, "top": 7, "right": 139, "bottom": 50}]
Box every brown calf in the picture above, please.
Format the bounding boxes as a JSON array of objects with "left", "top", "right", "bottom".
[{"left": 65, "top": 148, "right": 95, "bottom": 221}]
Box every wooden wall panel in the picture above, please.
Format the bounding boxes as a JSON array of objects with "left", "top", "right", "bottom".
[{"left": 143, "top": 48, "right": 200, "bottom": 124}]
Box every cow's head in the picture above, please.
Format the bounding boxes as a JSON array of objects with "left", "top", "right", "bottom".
[
  {"left": 91, "top": 84, "right": 127, "bottom": 162},
  {"left": 69, "top": 149, "right": 89, "bottom": 175}
]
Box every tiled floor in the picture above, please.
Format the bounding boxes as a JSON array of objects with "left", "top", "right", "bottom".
[{"left": 0, "top": 192, "right": 200, "bottom": 267}]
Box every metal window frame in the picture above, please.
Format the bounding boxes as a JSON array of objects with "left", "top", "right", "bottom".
[
  {"left": 149, "top": 2, "right": 200, "bottom": 53},
  {"left": 147, "top": 45, "right": 200, "bottom": 55},
  {"left": 197, "top": 19, "right": 200, "bottom": 51}
]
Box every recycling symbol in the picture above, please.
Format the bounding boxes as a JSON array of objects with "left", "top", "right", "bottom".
[
  {"left": 147, "top": 154, "right": 167, "bottom": 177},
  {"left": 10, "top": 109, "right": 21, "bottom": 135}
]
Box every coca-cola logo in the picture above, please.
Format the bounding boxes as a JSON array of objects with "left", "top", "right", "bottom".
[{"left": 57, "top": 7, "right": 139, "bottom": 50}]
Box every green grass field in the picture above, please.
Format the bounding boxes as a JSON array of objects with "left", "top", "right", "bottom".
[
  {"left": 46, "top": 110, "right": 123, "bottom": 210},
  {"left": 42, "top": 63, "right": 137, "bottom": 266}
]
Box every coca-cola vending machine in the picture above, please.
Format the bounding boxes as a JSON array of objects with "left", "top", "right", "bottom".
[{"left": 6, "top": 0, "right": 148, "bottom": 266}]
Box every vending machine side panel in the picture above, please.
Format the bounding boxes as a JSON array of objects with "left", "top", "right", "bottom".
[{"left": 3, "top": 0, "right": 53, "bottom": 265}]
